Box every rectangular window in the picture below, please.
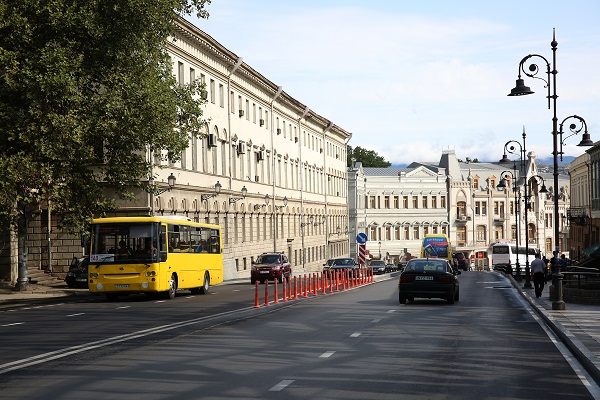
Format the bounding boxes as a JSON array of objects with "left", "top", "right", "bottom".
[
  {"left": 403, "top": 196, "right": 409, "bottom": 208},
  {"left": 482, "top": 202, "right": 487, "bottom": 216},
  {"left": 412, "top": 196, "right": 418, "bottom": 209},
  {"left": 177, "top": 62, "right": 184, "bottom": 86},
  {"left": 394, "top": 196, "right": 399, "bottom": 208},
  {"left": 422, "top": 197, "right": 428, "bottom": 209},
  {"left": 441, "top": 196, "right": 446, "bottom": 208},
  {"left": 432, "top": 197, "right": 437, "bottom": 208},
  {"left": 413, "top": 227, "right": 420, "bottom": 240},
  {"left": 209, "top": 79, "right": 215, "bottom": 104},
  {"left": 219, "top": 84, "right": 224, "bottom": 108},
  {"left": 475, "top": 201, "right": 481, "bottom": 215},
  {"left": 384, "top": 196, "right": 390, "bottom": 209}
]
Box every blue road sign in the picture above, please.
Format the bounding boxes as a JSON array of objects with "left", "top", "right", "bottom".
[{"left": 356, "top": 232, "right": 368, "bottom": 244}]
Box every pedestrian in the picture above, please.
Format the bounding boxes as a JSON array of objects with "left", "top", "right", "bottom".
[
  {"left": 530, "top": 253, "right": 546, "bottom": 298},
  {"left": 559, "top": 254, "right": 569, "bottom": 272}
]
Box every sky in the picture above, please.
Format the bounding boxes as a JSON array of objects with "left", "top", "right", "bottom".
[{"left": 187, "top": 0, "right": 600, "bottom": 166}]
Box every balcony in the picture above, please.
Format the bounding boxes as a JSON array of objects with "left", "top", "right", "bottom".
[
  {"left": 455, "top": 214, "right": 471, "bottom": 223},
  {"left": 567, "top": 207, "right": 589, "bottom": 226}
]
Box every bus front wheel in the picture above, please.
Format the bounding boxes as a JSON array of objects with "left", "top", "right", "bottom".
[{"left": 167, "top": 273, "right": 177, "bottom": 299}]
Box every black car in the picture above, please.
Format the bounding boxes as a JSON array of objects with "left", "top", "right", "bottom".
[
  {"left": 65, "top": 256, "right": 89, "bottom": 289},
  {"left": 370, "top": 260, "right": 386, "bottom": 275},
  {"left": 398, "top": 258, "right": 460, "bottom": 304},
  {"left": 328, "top": 258, "right": 359, "bottom": 274},
  {"left": 453, "top": 252, "right": 469, "bottom": 271}
]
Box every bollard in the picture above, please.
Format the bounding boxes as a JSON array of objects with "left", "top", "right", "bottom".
[
  {"left": 293, "top": 276, "right": 299, "bottom": 300},
  {"left": 282, "top": 276, "right": 287, "bottom": 302},
  {"left": 264, "top": 280, "right": 270, "bottom": 306},
  {"left": 254, "top": 281, "right": 260, "bottom": 308},
  {"left": 274, "top": 279, "right": 279, "bottom": 304},
  {"left": 313, "top": 273, "right": 318, "bottom": 296},
  {"left": 303, "top": 275, "right": 308, "bottom": 298},
  {"left": 334, "top": 271, "right": 339, "bottom": 292},
  {"left": 321, "top": 273, "right": 327, "bottom": 295}
]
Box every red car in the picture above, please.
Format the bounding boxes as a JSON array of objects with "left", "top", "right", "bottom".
[{"left": 251, "top": 252, "right": 292, "bottom": 284}]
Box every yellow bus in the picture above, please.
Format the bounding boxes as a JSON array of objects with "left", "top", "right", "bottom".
[
  {"left": 88, "top": 216, "right": 223, "bottom": 300},
  {"left": 420, "top": 234, "right": 452, "bottom": 261}
]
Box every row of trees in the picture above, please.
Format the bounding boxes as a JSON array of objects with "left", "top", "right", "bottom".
[{"left": 0, "top": 0, "right": 212, "bottom": 287}]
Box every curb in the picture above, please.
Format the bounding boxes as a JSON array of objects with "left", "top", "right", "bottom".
[{"left": 508, "top": 274, "right": 600, "bottom": 384}]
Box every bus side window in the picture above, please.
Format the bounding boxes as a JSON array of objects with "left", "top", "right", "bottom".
[{"left": 209, "top": 236, "right": 220, "bottom": 254}]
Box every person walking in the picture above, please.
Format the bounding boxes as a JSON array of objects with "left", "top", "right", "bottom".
[{"left": 530, "top": 253, "right": 547, "bottom": 298}]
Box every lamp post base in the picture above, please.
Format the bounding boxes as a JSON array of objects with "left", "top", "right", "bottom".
[{"left": 552, "top": 300, "right": 566, "bottom": 310}]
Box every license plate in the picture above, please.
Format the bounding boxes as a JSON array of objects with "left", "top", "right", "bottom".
[
  {"left": 415, "top": 276, "right": 433, "bottom": 281},
  {"left": 114, "top": 284, "right": 130, "bottom": 288},
  {"left": 76, "top": 278, "right": 87, "bottom": 282},
  {"left": 260, "top": 271, "right": 270, "bottom": 274}
]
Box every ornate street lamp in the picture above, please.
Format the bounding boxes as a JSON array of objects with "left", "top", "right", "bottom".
[
  {"left": 508, "top": 29, "right": 593, "bottom": 310},
  {"left": 201, "top": 181, "right": 222, "bottom": 201},
  {"left": 498, "top": 170, "right": 522, "bottom": 280},
  {"left": 156, "top": 173, "right": 177, "bottom": 195}
]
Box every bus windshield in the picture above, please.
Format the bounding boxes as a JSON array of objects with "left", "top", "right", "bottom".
[{"left": 91, "top": 222, "right": 160, "bottom": 263}]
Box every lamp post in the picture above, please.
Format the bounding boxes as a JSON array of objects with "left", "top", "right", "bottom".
[
  {"left": 524, "top": 175, "right": 549, "bottom": 288},
  {"left": 508, "top": 29, "right": 593, "bottom": 310},
  {"left": 500, "top": 129, "right": 530, "bottom": 286},
  {"left": 498, "top": 170, "right": 522, "bottom": 281},
  {"left": 156, "top": 173, "right": 177, "bottom": 195}
]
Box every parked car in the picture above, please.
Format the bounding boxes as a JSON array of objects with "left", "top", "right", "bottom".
[
  {"left": 453, "top": 252, "right": 469, "bottom": 271},
  {"left": 370, "top": 260, "right": 386, "bottom": 275},
  {"left": 385, "top": 263, "right": 397, "bottom": 273},
  {"left": 323, "top": 259, "right": 336, "bottom": 273},
  {"left": 65, "top": 256, "right": 89, "bottom": 289},
  {"left": 328, "top": 258, "right": 359, "bottom": 274},
  {"left": 398, "top": 258, "right": 460, "bottom": 304},
  {"left": 251, "top": 252, "right": 292, "bottom": 284}
]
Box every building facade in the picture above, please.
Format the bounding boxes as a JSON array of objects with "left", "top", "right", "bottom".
[{"left": 0, "top": 17, "right": 351, "bottom": 284}]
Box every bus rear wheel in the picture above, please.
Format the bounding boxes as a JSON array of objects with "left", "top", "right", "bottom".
[{"left": 199, "top": 271, "right": 210, "bottom": 294}]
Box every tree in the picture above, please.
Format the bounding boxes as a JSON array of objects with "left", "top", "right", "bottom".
[
  {"left": 0, "top": 0, "right": 212, "bottom": 288},
  {"left": 347, "top": 145, "right": 391, "bottom": 168}
]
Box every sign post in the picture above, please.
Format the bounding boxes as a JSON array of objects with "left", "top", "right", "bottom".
[{"left": 356, "top": 233, "right": 368, "bottom": 266}]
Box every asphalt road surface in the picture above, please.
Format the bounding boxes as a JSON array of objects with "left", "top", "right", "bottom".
[{"left": 0, "top": 271, "right": 598, "bottom": 399}]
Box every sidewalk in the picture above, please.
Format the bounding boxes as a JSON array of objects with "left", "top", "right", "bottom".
[
  {"left": 508, "top": 274, "right": 600, "bottom": 384},
  {"left": 2, "top": 273, "right": 600, "bottom": 385}
]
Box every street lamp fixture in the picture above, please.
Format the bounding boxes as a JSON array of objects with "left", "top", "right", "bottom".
[
  {"left": 201, "top": 181, "right": 222, "bottom": 201},
  {"left": 313, "top": 215, "right": 326, "bottom": 226},
  {"left": 275, "top": 196, "right": 288, "bottom": 211},
  {"left": 301, "top": 215, "right": 314, "bottom": 228},
  {"left": 155, "top": 173, "right": 177, "bottom": 195},
  {"left": 253, "top": 194, "right": 270, "bottom": 211},
  {"left": 229, "top": 186, "right": 248, "bottom": 204},
  {"left": 508, "top": 29, "right": 594, "bottom": 310}
]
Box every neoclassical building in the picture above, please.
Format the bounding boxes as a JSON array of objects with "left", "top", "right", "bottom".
[
  {"left": 348, "top": 149, "right": 572, "bottom": 268},
  {"left": 0, "top": 17, "right": 351, "bottom": 284}
]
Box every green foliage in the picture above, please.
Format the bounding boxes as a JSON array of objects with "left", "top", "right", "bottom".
[
  {"left": 0, "top": 0, "right": 211, "bottom": 232},
  {"left": 347, "top": 145, "right": 391, "bottom": 168}
]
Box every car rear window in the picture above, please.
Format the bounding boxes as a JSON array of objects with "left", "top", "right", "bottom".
[{"left": 405, "top": 261, "right": 447, "bottom": 273}]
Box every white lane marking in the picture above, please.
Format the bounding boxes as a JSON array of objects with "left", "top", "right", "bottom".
[
  {"left": 387, "top": 309, "right": 396, "bottom": 313},
  {"left": 372, "top": 318, "right": 381, "bottom": 323},
  {"left": 1, "top": 322, "right": 24, "bottom": 327},
  {"left": 116, "top": 306, "right": 130, "bottom": 310},
  {"left": 269, "top": 379, "right": 294, "bottom": 392},
  {"left": 0, "top": 304, "right": 257, "bottom": 375},
  {"left": 516, "top": 292, "right": 600, "bottom": 399},
  {"left": 66, "top": 313, "right": 85, "bottom": 317},
  {"left": 319, "top": 351, "right": 335, "bottom": 358},
  {"left": 350, "top": 332, "right": 361, "bottom": 338}
]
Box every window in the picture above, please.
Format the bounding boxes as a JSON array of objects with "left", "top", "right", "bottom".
[
  {"left": 209, "top": 79, "right": 215, "bottom": 104},
  {"left": 177, "top": 62, "right": 184, "bottom": 86},
  {"left": 412, "top": 196, "right": 418, "bottom": 209},
  {"left": 369, "top": 196, "right": 376, "bottom": 209},
  {"left": 441, "top": 196, "right": 446, "bottom": 208},
  {"left": 457, "top": 201, "right": 466, "bottom": 218},
  {"left": 384, "top": 196, "right": 390, "bottom": 209},
  {"left": 413, "top": 227, "right": 420, "bottom": 240},
  {"left": 432, "top": 196, "right": 437, "bottom": 208},
  {"left": 473, "top": 177, "right": 479, "bottom": 189},
  {"left": 394, "top": 196, "right": 399, "bottom": 208},
  {"left": 482, "top": 202, "right": 487, "bottom": 216},
  {"left": 511, "top": 224, "right": 517, "bottom": 240},
  {"left": 219, "top": 84, "right": 224, "bottom": 108},
  {"left": 475, "top": 201, "right": 480, "bottom": 215},
  {"left": 403, "top": 227, "right": 409, "bottom": 240},
  {"left": 403, "top": 196, "right": 408, "bottom": 208},
  {"left": 476, "top": 225, "right": 486, "bottom": 242},
  {"left": 456, "top": 226, "right": 466, "bottom": 246},
  {"left": 422, "top": 197, "right": 428, "bottom": 208}
]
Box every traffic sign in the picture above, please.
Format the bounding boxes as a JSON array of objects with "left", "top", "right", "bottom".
[
  {"left": 356, "top": 232, "right": 368, "bottom": 244},
  {"left": 358, "top": 243, "right": 366, "bottom": 265}
]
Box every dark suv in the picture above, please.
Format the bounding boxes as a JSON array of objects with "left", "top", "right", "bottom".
[
  {"left": 251, "top": 252, "right": 292, "bottom": 284},
  {"left": 453, "top": 252, "right": 469, "bottom": 271}
]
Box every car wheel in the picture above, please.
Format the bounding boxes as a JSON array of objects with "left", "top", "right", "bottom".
[
  {"left": 199, "top": 271, "right": 210, "bottom": 294},
  {"left": 447, "top": 292, "right": 455, "bottom": 304},
  {"left": 166, "top": 273, "right": 177, "bottom": 299},
  {"left": 399, "top": 293, "right": 407, "bottom": 304}
]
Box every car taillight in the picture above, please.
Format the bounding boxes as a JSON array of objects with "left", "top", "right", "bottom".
[
  {"left": 399, "top": 275, "right": 414, "bottom": 283},
  {"left": 436, "top": 275, "right": 453, "bottom": 283}
]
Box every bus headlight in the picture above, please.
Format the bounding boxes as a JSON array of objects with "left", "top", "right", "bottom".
[
  {"left": 89, "top": 273, "right": 99, "bottom": 278},
  {"left": 146, "top": 271, "right": 157, "bottom": 277}
]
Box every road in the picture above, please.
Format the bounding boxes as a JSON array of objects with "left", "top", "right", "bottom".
[{"left": 0, "top": 271, "right": 598, "bottom": 399}]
